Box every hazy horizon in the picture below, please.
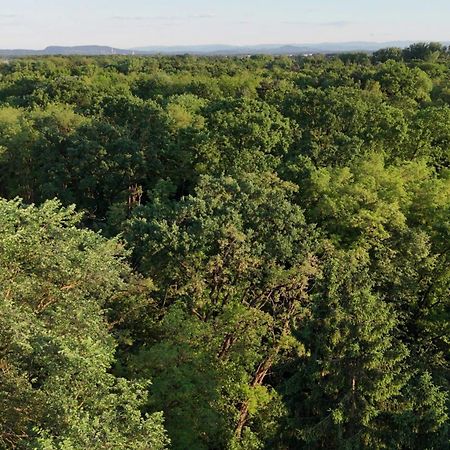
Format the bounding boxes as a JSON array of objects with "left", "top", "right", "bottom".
[
  {"left": 1, "top": 0, "right": 449, "bottom": 49},
  {"left": 0, "top": 40, "right": 440, "bottom": 52}
]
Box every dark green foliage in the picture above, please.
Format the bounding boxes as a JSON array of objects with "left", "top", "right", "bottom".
[
  {"left": 281, "top": 250, "right": 409, "bottom": 449},
  {"left": 372, "top": 47, "right": 404, "bottom": 63},
  {"left": 123, "top": 174, "right": 318, "bottom": 448},
  {"left": 403, "top": 42, "right": 446, "bottom": 62}
]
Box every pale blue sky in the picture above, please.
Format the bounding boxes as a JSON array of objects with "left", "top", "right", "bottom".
[{"left": 1, "top": 0, "right": 449, "bottom": 49}]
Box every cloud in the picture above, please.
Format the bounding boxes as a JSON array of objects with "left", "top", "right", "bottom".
[
  {"left": 282, "top": 20, "right": 354, "bottom": 28},
  {"left": 111, "top": 15, "right": 167, "bottom": 21},
  {"left": 189, "top": 14, "right": 215, "bottom": 19},
  {"left": 0, "top": 13, "right": 18, "bottom": 25},
  {"left": 323, "top": 21, "right": 353, "bottom": 27},
  {"left": 112, "top": 14, "right": 215, "bottom": 22}
]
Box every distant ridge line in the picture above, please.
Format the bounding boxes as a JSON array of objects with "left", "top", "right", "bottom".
[{"left": 1, "top": 41, "right": 449, "bottom": 57}]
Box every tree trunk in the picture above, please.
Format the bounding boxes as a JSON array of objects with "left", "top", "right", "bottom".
[{"left": 235, "top": 354, "right": 275, "bottom": 438}]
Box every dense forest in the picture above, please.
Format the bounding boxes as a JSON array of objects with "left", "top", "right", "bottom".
[{"left": 0, "top": 42, "right": 449, "bottom": 449}]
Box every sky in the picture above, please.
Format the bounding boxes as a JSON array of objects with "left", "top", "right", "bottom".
[{"left": 1, "top": 0, "right": 449, "bottom": 49}]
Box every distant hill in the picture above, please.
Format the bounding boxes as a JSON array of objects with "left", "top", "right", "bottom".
[
  {"left": 0, "top": 45, "right": 136, "bottom": 57},
  {"left": 1, "top": 41, "right": 449, "bottom": 57},
  {"left": 131, "top": 41, "right": 432, "bottom": 55}
]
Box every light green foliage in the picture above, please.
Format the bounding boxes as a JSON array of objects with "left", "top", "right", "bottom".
[
  {"left": 305, "top": 154, "right": 420, "bottom": 245},
  {"left": 0, "top": 199, "right": 168, "bottom": 449},
  {"left": 374, "top": 61, "right": 433, "bottom": 104}
]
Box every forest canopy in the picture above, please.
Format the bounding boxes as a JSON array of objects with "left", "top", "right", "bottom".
[{"left": 0, "top": 44, "right": 449, "bottom": 449}]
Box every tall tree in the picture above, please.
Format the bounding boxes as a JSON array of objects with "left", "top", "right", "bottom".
[
  {"left": 123, "top": 173, "right": 319, "bottom": 449},
  {"left": 0, "top": 199, "right": 168, "bottom": 449},
  {"left": 279, "top": 249, "right": 409, "bottom": 449}
]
